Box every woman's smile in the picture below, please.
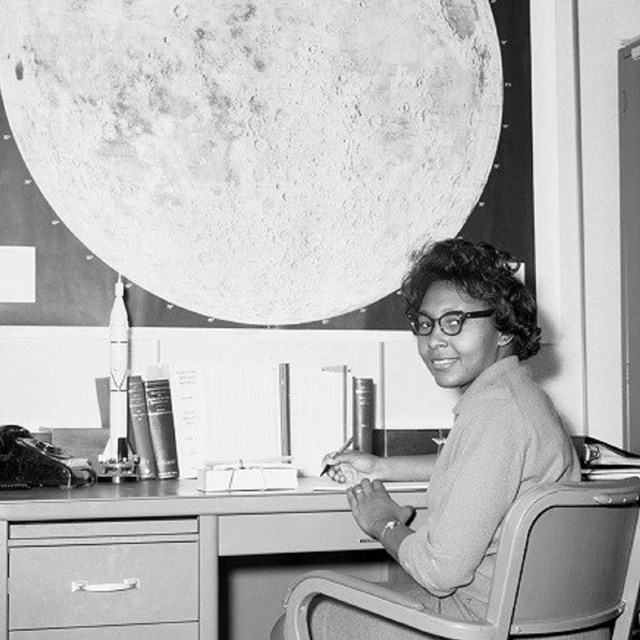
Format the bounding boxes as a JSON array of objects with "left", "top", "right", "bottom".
[{"left": 429, "top": 356, "right": 458, "bottom": 370}]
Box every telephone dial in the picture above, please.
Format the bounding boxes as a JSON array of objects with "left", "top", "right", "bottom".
[{"left": 0, "top": 425, "right": 96, "bottom": 489}]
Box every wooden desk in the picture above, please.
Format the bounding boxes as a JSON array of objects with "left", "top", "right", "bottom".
[{"left": 0, "top": 478, "right": 428, "bottom": 639}]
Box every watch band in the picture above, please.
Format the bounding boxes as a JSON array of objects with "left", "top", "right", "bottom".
[{"left": 379, "top": 519, "right": 401, "bottom": 540}]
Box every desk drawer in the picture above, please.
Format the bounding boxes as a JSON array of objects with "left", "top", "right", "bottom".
[
  {"left": 10, "top": 518, "right": 197, "bottom": 540},
  {"left": 219, "top": 509, "right": 427, "bottom": 555},
  {"left": 9, "top": 541, "right": 198, "bottom": 629},
  {"left": 10, "top": 622, "right": 198, "bottom": 640}
]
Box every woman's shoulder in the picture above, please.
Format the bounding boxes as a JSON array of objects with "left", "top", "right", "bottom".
[
  {"left": 489, "top": 359, "right": 560, "bottom": 418},
  {"left": 457, "top": 363, "right": 562, "bottom": 441}
]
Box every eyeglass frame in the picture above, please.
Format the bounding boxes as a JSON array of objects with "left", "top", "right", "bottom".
[{"left": 406, "top": 308, "right": 495, "bottom": 337}]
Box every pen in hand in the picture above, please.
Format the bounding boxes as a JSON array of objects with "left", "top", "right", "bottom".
[{"left": 320, "top": 437, "right": 354, "bottom": 477}]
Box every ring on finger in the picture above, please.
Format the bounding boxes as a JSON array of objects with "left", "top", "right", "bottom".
[{"left": 353, "top": 486, "right": 363, "bottom": 494}]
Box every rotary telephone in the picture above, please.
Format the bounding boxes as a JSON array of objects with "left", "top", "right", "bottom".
[{"left": 0, "top": 425, "right": 96, "bottom": 489}]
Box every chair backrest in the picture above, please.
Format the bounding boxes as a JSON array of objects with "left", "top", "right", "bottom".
[{"left": 486, "top": 478, "right": 640, "bottom": 640}]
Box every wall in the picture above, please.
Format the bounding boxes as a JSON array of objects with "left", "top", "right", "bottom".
[
  {"left": 3, "top": 1, "right": 639, "bottom": 448},
  {"left": 528, "top": 0, "right": 586, "bottom": 435},
  {"left": 0, "top": 324, "right": 459, "bottom": 433},
  {"left": 576, "top": 0, "right": 640, "bottom": 446},
  {"left": 527, "top": 0, "right": 640, "bottom": 447}
]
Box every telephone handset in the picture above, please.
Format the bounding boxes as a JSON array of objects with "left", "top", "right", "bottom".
[{"left": 0, "top": 425, "right": 96, "bottom": 489}]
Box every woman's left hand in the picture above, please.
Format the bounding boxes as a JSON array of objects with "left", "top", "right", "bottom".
[{"left": 346, "top": 478, "right": 415, "bottom": 539}]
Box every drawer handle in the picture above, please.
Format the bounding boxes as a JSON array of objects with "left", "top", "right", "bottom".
[
  {"left": 358, "top": 537, "right": 377, "bottom": 544},
  {"left": 71, "top": 578, "right": 140, "bottom": 593}
]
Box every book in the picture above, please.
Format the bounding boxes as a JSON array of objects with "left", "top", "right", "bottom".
[
  {"left": 279, "top": 363, "right": 291, "bottom": 458},
  {"left": 127, "top": 375, "right": 157, "bottom": 480},
  {"left": 582, "top": 468, "right": 640, "bottom": 480},
  {"left": 574, "top": 436, "right": 640, "bottom": 468},
  {"left": 144, "top": 377, "right": 179, "bottom": 479},
  {"left": 352, "top": 377, "right": 375, "bottom": 453},
  {"left": 197, "top": 462, "right": 298, "bottom": 492},
  {"left": 170, "top": 366, "right": 206, "bottom": 479},
  {"left": 572, "top": 436, "right": 640, "bottom": 480}
]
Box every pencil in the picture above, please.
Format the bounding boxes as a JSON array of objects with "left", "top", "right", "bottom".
[{"left": 320, "top": 437, "right": 354, "bottom": 477}]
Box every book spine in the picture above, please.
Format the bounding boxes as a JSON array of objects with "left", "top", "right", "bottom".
[
  {"left": 144, "top": 378, "right": 180, "bottom": 479},
  {"left": 279, "top": 363, "right": 291, "bottom": 457},
  {"left": 352, "top": 377, "right": 375, "bottom": 454},
  {"left": 127, "top": 375, "right": 158, "bottom": 480}
]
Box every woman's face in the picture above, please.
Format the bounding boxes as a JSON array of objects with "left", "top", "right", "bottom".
[{"left": 417, "top": 281, "right": 512, "bottom": 390}]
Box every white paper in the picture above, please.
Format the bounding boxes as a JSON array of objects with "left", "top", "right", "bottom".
[
  {"left": 289, "top": 365, "right": 347, "bottom": 476},
  {"left": 0, "top": 246, "right": 35, "bottom": 302},
  {"left": 203, "top": 363, "right": 284, "bottom": 463}
]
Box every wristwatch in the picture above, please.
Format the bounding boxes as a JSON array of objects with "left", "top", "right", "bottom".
[{"left": 378, "top": 519, "right": 401, "bottom": 540}]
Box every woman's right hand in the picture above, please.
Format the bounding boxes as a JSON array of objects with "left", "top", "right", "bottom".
[{"left": 321, "top": 450, "right": 381, "bottom": 484}]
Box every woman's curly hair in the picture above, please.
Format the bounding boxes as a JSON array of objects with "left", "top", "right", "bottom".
[{"left": 401, "top": 238, "right": 541, "bottom": 360}]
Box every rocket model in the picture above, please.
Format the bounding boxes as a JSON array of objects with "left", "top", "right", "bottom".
[{"left": 102, "top": 275, "right": 130, "bottom": 462}]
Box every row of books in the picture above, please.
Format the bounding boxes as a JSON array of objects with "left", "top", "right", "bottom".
[
  {"left": 126, "top": 363, "right": 378, "bottom": 481},
  {"left": 128, "top": 374, "right": 179, "bottom": 480}
]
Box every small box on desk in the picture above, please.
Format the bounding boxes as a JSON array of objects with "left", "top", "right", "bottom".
[
  {"left": 372, "top": 429, "right": 449, "bottom": 457},
  {"left": 197, "top": 464, "right": 298, "bottom": 492}
]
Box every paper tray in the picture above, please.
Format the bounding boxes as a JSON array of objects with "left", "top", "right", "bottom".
[{"left": 197, "top": 466, "right": 298, "bottom": 492}]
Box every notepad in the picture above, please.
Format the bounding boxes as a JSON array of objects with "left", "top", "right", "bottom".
[{"left": 311, "top": 478, "right": 429, "bottom": 492}]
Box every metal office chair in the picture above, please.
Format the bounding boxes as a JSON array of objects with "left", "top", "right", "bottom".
[{"left": 283, "top": 478, "right": 640, "bottom": 640}]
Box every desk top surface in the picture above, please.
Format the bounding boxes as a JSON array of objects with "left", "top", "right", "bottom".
[{"left": 0, "top": 478, "right": 429, "bottom": 522}]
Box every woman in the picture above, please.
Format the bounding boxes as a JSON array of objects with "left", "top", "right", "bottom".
[{"left": 271, "top": 238, "right": 581, "bottom": 639}]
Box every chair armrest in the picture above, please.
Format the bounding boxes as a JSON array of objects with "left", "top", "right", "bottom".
[{"left": 283, "top": 570, "right": 496, "bottom": 640}]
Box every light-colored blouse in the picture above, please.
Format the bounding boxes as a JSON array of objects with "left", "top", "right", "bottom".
[{"left": 398, "top": 355, "right": 581, "bottom": 618}]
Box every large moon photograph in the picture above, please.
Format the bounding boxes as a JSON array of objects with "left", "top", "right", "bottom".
[{"left": 0, "top": 0, "right": 502, "bottom": 325}]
